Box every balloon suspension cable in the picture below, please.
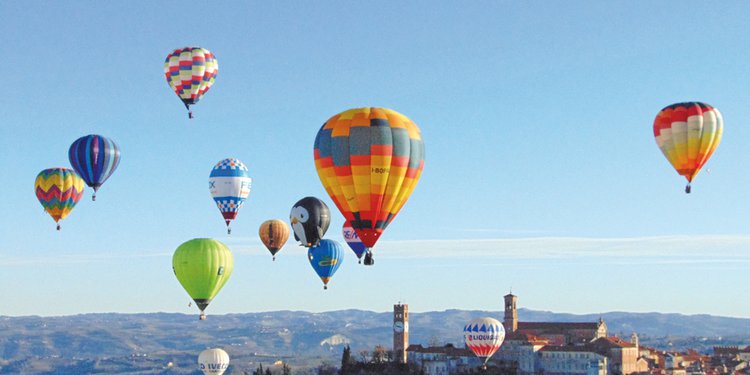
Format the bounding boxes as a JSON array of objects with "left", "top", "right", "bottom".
[
  {"left": 685, "top": 183, "right": 691, "bottom": 194},
  {"left": 56, "top": 224, "right": 61, "bottom": 231}
]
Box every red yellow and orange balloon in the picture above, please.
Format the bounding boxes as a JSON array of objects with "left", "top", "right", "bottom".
[
  {"left": 313, "top": 107, "right": 425, "bottom": 265},
  {"left": 653, "top": 102, "right": 723, "bottom": 193},
  {"left": 34, "top": 168, "right": 85, "bottom": 230}
]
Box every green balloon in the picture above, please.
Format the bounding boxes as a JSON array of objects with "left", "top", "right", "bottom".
[{"left": 172, "top": 238, "right": 234, "bottom": 319}]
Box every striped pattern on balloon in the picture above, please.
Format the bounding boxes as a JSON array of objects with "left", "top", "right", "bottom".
[
  {"left": 164, "top": 47, "right": 218, "bottom": 118},
  {"left": 68, "top": 134, "right": 121, "bottom": 201},
  {"left": 314, "top": 108, "right": 425, "bottom": 265},
  {"left": 653, "top": 102, "right": 723, "bottom": 193},
  {"left": 34, "top": 168, "right": 85, "bottom": 230}
]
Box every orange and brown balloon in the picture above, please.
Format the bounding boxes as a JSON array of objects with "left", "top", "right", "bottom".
[{"left": 259, "top": 219, "right": 290, "bottom": 261}]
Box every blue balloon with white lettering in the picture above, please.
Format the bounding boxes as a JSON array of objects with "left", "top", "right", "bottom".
[
  {"left": 343, "top": 221, "right": 367, "bottom": 263},
  {"left": 209, "top": 158, "right": 252, "bottom": 234},
  {"left": 308, "top": 239, "right": 344, "bottom": 290}
]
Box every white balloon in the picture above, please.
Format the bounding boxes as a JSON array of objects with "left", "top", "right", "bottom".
[
  {"left": 463, "top": 317, "right": 505, "bottom": 364},
  {"left": 199, "top": 348, "right": 230, "bottom": 375}
]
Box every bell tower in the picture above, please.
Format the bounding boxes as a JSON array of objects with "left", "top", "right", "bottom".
[
  {"left": 393, "top": 303, "right": 409, "bottom": 364},
  {"left": 503, "top": 293, "right": 517, "bottom": 333}
]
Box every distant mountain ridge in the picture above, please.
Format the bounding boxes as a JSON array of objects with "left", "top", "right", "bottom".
[{"left": 1, "top": 309, "right": 749, "bottom": 374}]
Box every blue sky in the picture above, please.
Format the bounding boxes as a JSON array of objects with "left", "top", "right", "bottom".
[{"left": 1, "top": 1, "right": 749, "bottom": 318}]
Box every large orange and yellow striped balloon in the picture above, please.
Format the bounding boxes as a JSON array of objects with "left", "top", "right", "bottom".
[
  {"left": 34, "top": 168, "right": 85, "bottom": 230},
  {"left": 653, "top": 102, "right": 723, "bottom": 193},
  {"left": 313, "top": 108, "right": 425, "bottom": 256}
]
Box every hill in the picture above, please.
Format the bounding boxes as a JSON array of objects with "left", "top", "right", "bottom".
[{"left": 1, "top": 309, "right": 749, "bottom": 374}]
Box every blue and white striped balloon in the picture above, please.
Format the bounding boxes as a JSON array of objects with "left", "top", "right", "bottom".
[{"left": 68, "top": 134, "right": 121, "bottom": 201}]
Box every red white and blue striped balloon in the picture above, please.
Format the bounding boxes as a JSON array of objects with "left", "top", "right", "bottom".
[
  {"left": 464, "top": 317, "right": 505, "bottom": 365},
  {"left": 68, "top": 134, "right": 121, "bottom": 201}
]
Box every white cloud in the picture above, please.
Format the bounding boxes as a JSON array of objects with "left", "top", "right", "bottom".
[
  {"left": 3, "top": 235, "right": 748, "bottom": 266},
  {"left": 370, "top": 235, "right": 750, "bottom": 262}
]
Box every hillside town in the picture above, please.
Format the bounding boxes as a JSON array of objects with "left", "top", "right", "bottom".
[{"left": 396, "top": 294, "right": 750, "bottom": 375}]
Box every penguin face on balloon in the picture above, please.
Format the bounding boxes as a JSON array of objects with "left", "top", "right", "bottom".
[{"left": 290, "top": 197, "right": 330, "bottom": 247}]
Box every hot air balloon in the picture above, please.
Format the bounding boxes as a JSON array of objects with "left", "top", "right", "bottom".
[
  {"left": 290, "top": 197, "right": 330, "bottom": 247},
  {"left": 68, "top": 134, "right": 121, "bottom": 201},
  {"left": 464, "top": 317, "right": 505, "bottom": 369},
  {"left": 164, "top": 47, "right": 218, "bottom": 119},
  {"left": 199, "top": 348, "right": 230, "bottom": 375},
  {"left": 308, "top": 239, "right": 344, "bottom": 289},
  {"left": 209, "top": 158, "right": 252, "bottom": 234},
  {"left": 342, "top": 221, "right": 366, "bottom": 264},
  {"left": 259, "top": 219, "right": 290, "bottom": 261},
  {"left": 313, "top": 107, "right": 425, "bottom": 265},
  {"left": 653, "top": 102, "right": 723, "bottom": 193},
  {"left": 34, "top": 168, "right": 85, "bottom": 230},
  {"left": 172, "top": 238, "right": 234, "bottom": 320}
]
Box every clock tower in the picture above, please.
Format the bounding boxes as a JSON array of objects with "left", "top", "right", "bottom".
[{"left": 393, "top": 303, "right": 409, "bottom": 364}]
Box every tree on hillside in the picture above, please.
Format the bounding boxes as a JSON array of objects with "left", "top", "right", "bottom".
[
  {"left": 282, "top": 362, "right": 292, "bottom": 375},
  {"left": 340, "top": 345, "right": 352, "bottom": 374}
]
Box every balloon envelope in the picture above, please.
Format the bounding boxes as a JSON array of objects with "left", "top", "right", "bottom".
[
  {"left": 259, "top": 219, "right": 290, "bottom": 258},
  {"left": 209, "top": 158, "right": 252, "bottom": 233},
  {"left": 172, "top": 239, "right": 234, "bottom": 317},
  {"left": 164, "top": 47, "right": 218, "bottom": 117},
  {"left": 342, "top": 222, "right": 366, "bottom": 260},
  {"left": 199, "top": 348, "right": 230, "bottom": 375},
  {"left": 290, "top": 196, "right": 330, "bottom": 247},
  {"left": 34, "top": 168, "right": 85, "bottom": 229},
  {"left": 653, "top": 102, "right": 723, "bottom": 192},
  {"left": 313, "top": 107, "right": 425, "bottom": 249},
  {"left": 464, "top": 317, "right": 505, "bottom": 364},
  {"left": 68, "top": 134, "right": 121, "bottom": 200},
  {"left": 308, "top": 239, "right": 344, "bottom": 288}
]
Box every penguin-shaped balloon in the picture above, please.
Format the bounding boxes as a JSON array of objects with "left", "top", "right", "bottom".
[{"left": 290, "top": 197, "right": 330, "bottom": 247}]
